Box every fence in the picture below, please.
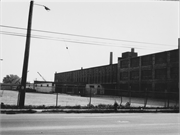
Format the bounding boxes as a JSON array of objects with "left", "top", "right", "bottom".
[
  {"left": 54, "top": 85, "right": 179, "bottom": 108},
  {"left": 0, "top": 87, "right": 179, "bottom": 108}
]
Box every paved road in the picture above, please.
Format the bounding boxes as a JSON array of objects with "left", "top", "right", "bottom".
[{"left": 1, "top": 113, "right": 179, "bottom": 135}]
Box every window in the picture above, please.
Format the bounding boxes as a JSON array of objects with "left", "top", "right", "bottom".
[
  {"left": 155, "top": 83, "right": 166, "bottom": 92},
  {"left": 130, "top": 83, "right": 139, "bottom": 91},
  {"left": 170, "top": 67, "right": 178, "bottom": 79},
  {"left": 155, "top": 69, "right": 167, "bottom": 79},
  {"left": 119, "top": 83, "right": 128, "bottom": 90},
  {"left": 141, "top": 83, "right": 152, "bottom": 91},
  {"left": 169, "top": 83, "right": 178, "bottom": 92},
  {"left": 142, "top": 55, "right": 152, "bottom": 66},
  {"left": 130, "top": 71, "right": 139, "bottom": 80},
  {"left": 131, "top": 58, "right": 139, "bottom": 67},
  {"left": 155, "top": 52, "right": 167, "bottom": 64},
  {"left": 120, "top": 60, "right": 128, "bottom": 68},
  {"left": 120, "top": 72, "right": 128, "bottom": 80},
  {"left": 142, "top": 70, "right": 152, "bottom": 80},
  {"left": 170, "top": 50, "right": 178, "bottom": 63}
]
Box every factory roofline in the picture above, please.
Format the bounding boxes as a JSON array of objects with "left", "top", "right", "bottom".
[
  {"left": 55, "top": 63, "right": 118, "bottom": 75},
  {"left": 55, "top": 48, "right": 178, "bottom": 75},
  {"left": 118, "top": 48, "right": 178, "bottom": 60}
]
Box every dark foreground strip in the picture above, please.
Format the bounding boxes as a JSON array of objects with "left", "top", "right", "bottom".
[{"left": 1, "top": 108, "right": 179, "bottom": 114}]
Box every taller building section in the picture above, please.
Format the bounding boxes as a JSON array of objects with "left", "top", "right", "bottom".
[{"left": 118, "top": 49, "right": 179, "bottom": 99}]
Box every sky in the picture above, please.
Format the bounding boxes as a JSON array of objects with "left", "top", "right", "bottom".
[{"left": 0, "top": 0, "right": 179, "bottom": 83}]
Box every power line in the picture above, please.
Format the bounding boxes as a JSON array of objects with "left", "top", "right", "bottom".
[
  {"left": 0, "top": 30, "right": 170, "bottom": 51},
  {"left": 0, "top": 30, "right": 142, "bottom": 49},
  {"left": 0, "top": 24, "right": 176, "bottom": 47}
]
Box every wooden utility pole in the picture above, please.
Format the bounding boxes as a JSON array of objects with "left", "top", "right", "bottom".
[
  {"left": 17, "top": 1, "right": 34, "bottom": 108},
  {"left": 178, "top": 37, "right": 180, "bottom": 109}
]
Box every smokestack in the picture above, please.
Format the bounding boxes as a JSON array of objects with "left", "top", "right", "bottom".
[
  {"left": 110, "top": 52, "right": 113, "bottom": 65},
  {"left": 131, "top": 48, "right": 134, "bottom": 53}
]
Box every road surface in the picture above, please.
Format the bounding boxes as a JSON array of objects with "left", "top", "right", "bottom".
[{"left": 1, "top": 113, "right": 180, "bottom": 135}]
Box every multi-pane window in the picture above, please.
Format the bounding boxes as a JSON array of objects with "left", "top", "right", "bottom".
[
  {"left": 155, "top": 83, "right": 166, "bottom": 92},
  {"left": 142, "top": 55, "right": 152, "bottom": 66},
  {"left": 170, "top": 67, "right": 178, "bottom": 79},
  {"left": 130, "top": 83, "right": 139, "bottom": 91},
  {"left": 120, "top": 72, "right": 128, "bottom": 80},
  {"left": 141, "top": 83, "right": 152, "bottom": 91},
  {"left": 141, "top": 70, "right": 152, "bottom": 80},
  {"left": 119, "top": 83, "right": 128, "bottom": 90},
  {"left": 120, "top": 60, "right": 128, "bottom": 68},
  {"left": 131, "top": 58, "right": 139, "bottom": 67},
  {"left": 155, "top": 69, "right": 167, "bottom": 79},
  {"left": 130, "top": 71, "right": 139, "bottom": 80},
  {"left": 155, "top": 52, "right": 167, "bottom": 64},
  {"left": 170, "top": 50, "right": 178, "bottom": 63}
]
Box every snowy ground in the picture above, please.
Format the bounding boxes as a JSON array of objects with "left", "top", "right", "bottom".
[{"left": 0, "top": 90, "right": 178, "bottom": 107}]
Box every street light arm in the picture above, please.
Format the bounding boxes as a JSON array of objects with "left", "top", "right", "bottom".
[{"left": 34, "top": 3, "right": 50, "bottom": 11}]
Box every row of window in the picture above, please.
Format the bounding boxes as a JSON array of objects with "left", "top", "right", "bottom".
[
  {"left": 57, "top": 74, "right": 117, "bottom": 83},
  {"left": 120, "top": 67, "right": 178, "bottom": 80},
  {"left": 57, "top": 67, "right": 117, "bottom": 80},
  {"left": 120, "top": 50, "right": 178, "bottom": 68},
  {"left": 27, "top": 84, "right": 53, "bottom": 87},
  {"left": 119, "top": 82, "right": 178, "bottom": 92}
]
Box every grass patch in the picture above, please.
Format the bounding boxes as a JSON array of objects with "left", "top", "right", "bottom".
[{"left": 1, "top": 102, "right": 179, "bottom": 110}]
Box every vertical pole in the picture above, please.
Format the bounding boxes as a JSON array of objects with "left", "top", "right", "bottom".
[
  {"left": 144, "top": 88, "right": 148, "bottom": 108},
  {"left": 17, "top": 1, "right": 34, "bottom": 108},
  {"left": 89, "top": 88, "right": 92, "bottom": 107},
  {"left": 129, "top": 85, "right": 131, "bottom": 104},
  {"left": 177, "top": 37, "right": 180, "bottom": 109},
  {"left": 178, "top": 0, "right": 180, "bottom": 112},
  {"left": 164, "top": 89, "right": 167, "bottom": 107},
  {"left": 56, "top": 93, "right": 58, "bottom": 107}
]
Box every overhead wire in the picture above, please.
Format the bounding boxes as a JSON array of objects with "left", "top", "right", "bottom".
[
  {"left": 0, "top": 30, "right": 174, "bottom": 51},
  {"left": 0, "top": 24, "right": 177, "bottom": 47},
  {"left": 0, "top": 30, "right": 148, "bottom": 49}
]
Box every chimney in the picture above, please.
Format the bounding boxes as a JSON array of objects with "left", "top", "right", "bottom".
[
  {"left": 110, "top": 52, "right": 113, "bottom": 65},
  {"left": 131, "top": 48, "right": 134, "bottom": 53}
]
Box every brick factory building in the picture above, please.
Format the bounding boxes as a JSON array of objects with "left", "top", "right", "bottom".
[
  {"left": 54, "top": 49, "right": 179, "bottom": 99},
  {"left": 118, "top": 49, "right": 178, "bottom": 99}
]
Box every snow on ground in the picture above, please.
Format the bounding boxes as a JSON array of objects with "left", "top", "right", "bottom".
[{"left": 0, "top": 90, "right": 178, "bottom": 107}]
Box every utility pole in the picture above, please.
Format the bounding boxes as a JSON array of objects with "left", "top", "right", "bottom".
[
  {"left": 178, "top": 37, "right": 180, "bottom": 109},
  {"left": 17, "top": 1, "right": 34, "bottom": 108}
]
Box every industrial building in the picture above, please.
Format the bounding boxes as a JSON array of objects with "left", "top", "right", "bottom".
[
  {"left": 118, "top": 48, "right": 178, "bottom": 99},
  {"left": 54, "top": 48, "right": 179, "bottom": 99}
]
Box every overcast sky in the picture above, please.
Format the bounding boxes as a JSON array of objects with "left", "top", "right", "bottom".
[{"left": 0, "top": 0, "right": 179, "bottom": 83}]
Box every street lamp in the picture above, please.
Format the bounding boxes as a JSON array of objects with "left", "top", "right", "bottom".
[
  {"left": 17, "top": 0, "right": 50, "bottom": 108},
  {"left": 34, "top": 3, "right": 50, "bottom": 11}
]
